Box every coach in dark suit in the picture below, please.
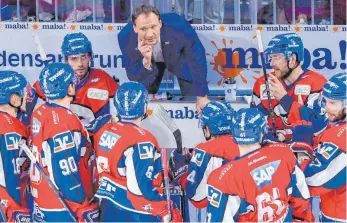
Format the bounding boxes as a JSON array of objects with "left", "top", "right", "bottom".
[{"left": 118, "top": 4, "right": 210, "bottom": 112}]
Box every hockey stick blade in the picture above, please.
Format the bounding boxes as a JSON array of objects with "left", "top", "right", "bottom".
[
  {"left": 32, "top": 32, "right": 49, "bottom": 65},
  {"left": 19, "top": 141, "right": 77, "bottom": 222},
  {"left": 256, "top": 30, "right": 277, "bottom": 136},
  {"left": 152, "top": 104, "right": 183, "bottom": 153}
]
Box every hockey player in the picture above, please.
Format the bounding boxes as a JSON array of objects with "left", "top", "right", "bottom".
[
  {"left": 251, "top": 32, "right": 328, "bottom": 142},
  {"left": 0, "top": 71, "right": 31, "bottom": 222},
  {"left": 29, "top": 63, "right": 99, "bottom": 222},
  {"left": 183, "top": 101, "right": 239, "bottom": 208},
  {"left": 91, "top": 81, "right": 182, "bottom": 222},
  {"left": 33, "top": 32, "right": 118, "bottom": 199},
  {"left": 291, "top": 72, "right": 346, "bottom": 222},
  {"left": 33, "top": 32, "right": 119, "bottom": 123},
  {"left": 206, "top": 108, "right": 314, "bottom": 222}
]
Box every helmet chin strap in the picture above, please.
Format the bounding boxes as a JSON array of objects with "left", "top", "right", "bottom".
[
  {"left": 67, "top": 93, "right": 76, "bottom": 101},
  {"left": 203, "top": 127, "right": 212, "bottom": 141},
  {"left": 141, "top": 103, "right": 149, "bottom": 121},
  {"left": 141, "top": 113, "right": 148, "bottom": 121},
  {"left": 8, "top": 97, "right": 23, "bottom": 113},
  {"left": 283, "top": 60, "right": 300, "bottom": 79}
]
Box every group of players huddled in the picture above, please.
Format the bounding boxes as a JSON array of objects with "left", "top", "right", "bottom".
[{"left": 0, "top": 30, "right": 345, "bottom": 223}]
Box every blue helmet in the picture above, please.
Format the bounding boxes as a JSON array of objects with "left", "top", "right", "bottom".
[
  {"left": 39, "top": 63, "right": 76, "bottom": 100},
  {"left": 0, "top": 71, "right": 28, "bottom": 105},
  {"left": 322, "top": 72, "right": 346, "bottom": 103},
  {"left": 200, "top": 101, "right": 234, "bottom": 136},
  {"left": 61, "top": 32, "right": 92, "bottom": 57},
  {"left": 264, "top": 33, "right": 304, "bottom": 62},
  {"left": 114, "top": 82, "right": 148, "bottom": 120},
  {"left": 232, "top": 108, "right": 267, "bottom": 145}
]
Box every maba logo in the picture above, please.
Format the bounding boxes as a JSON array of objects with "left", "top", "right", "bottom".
[
  {"left": 191, "top": 148, "right": 206, "bottom": 166},
  {"left": 138, "top": 142, "right": 155, "bottom": 159},
  {"left": 207, "top": 185, "right": 222, "bottom": 208},
  {"left": 53, "top": 131, "right": 75, "bottom": 153},
  {"left": 5, "top": 132, "right": 21, "bottom": 150},
  {"left": 99, "top": 131, "right": 120, "bottom": 152},
  {"left": 206, "top": 38, "right": 261, "bottom": 86}
]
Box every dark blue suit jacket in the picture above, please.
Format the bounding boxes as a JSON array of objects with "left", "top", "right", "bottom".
[{"left": 118, "top": 13, "right": 209, "bottom": 97}]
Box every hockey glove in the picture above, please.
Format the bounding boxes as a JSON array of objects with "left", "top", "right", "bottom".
[
  {"left": 160, "top": 200, "right": 183, "bottom": 223},
  {"left": 76, "top": 202, "right": 99, "bottom": 222},
  {"left": 291, "top": 121, "right": 315, "bottom": 162},
  {"left": 7, "top": 206, "right": 30, "bottom": 223},
  {"left": 85, "top": 114, "right": 113, "bottom": 134},
  {"left": 169, "top": 148, "right": 191, "bottom": 183}
]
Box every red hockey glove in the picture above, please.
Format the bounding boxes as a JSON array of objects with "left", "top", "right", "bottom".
[
  {"left": 291, "top": 121, "right": 315, "bottom": 162},
  {"left": 76, "top": 203, "right": 99, "bottom": 222},
  {"left": 159, "top": 200, "right": 183, "bottom": 223}
]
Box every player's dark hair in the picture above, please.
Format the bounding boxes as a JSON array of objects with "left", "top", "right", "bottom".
[{"left": 132, "top": 4, "right": 161, "bottom": 25}]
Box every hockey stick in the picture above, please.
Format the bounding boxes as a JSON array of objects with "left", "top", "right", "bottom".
[
  {"left": 161, "top": 148, "right": 172, "bottom": 222},
  {"left": 256, "top": 30, "right": 277, "bottom": 136},
  {"left": 0, "top": 202, "right": 7, "bottom": 222},
  {"left": 32, "top": 32, "right": 49, "bottom": 65},
  {"left": 19, "top": 141, "right": 78, "bottom": 222},
  {"left": 152, "top": 104, "right": 183, "bottom": 153}
]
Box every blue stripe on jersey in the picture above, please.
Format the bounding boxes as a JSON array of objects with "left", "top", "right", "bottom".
[
  {"left": 0, "top": 134, "right": 22, "bottom": 204},
  {"left": 186, "top": 149, "right": 211, "bottom": 199},
  {"left": 45, "top": 133, "right": 86, "bottom": 204},
  {"left": 132, "top": 143, "right": 163, "bottom": 201}
]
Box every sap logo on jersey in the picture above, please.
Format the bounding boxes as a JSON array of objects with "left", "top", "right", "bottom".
[
  {"left": 191, "top": 149, "right": 206, "bottom": 166},
  {"left": 5, "top": 132, "right": 21, "bottom": 150},
  {"left": 138, "top": 142, "right": 154, "bottom": 159},
  {"left": 99, "top": 131, "right": 120, "bottom": 151},
  {"left": 53, "top": 131, "right": 75, "bottom": 153},
  {"left": 251, "top": 160, "right": 280, "bottom": 188},
  {"left": 207, "top": 185, "right": 222, "bottom": 208}
]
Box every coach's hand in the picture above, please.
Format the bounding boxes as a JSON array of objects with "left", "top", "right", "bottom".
[
  {"left": 138, "top": 38, "right": 152, "bottom": 69},
  {"left": 269, "top": 73, "right": 287, "bottom": 100},
  {"left": 196, "top": 96, "right": 210, "bottom": 114}
]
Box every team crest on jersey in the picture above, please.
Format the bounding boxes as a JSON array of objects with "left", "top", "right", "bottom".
[
  {"left": 207, "top": 185, "right": 222, "bottom": 208},
  {"left": 251, "top": 160, "right": 280, "bottom": 188},
  {"left": 191, "top": 149, "right": 206, "bottom": 166},
  {"left": 318, "top": 142, "right": 338, "bottom": 160},
  {"left": 53, "top": 131, "right": 75, "bottom": 153},
  {"left": 5, "top": 133, "right": 21, "bottom": 150},
  {"left": 260, "top": 84, "right": 275, "bottom": 100},
  {"left": 138, "top": 142, "right": 154, "bottom": 159},
  {"left": 98, "top": 131, "right": 120, "bottom": 151},
  {"left": 32, "top": 118, "right": 41, "bottom": 137}
]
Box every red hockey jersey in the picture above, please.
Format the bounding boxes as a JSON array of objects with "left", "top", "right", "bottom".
[
  {"left": 251, "top": 70, "right": 327, "bottom": 141},
  {"left": 93, "top": 121, "right": 169, "bottom": 217},
  {"left": 0, "top": 111, "right": 29, "bottom": 214},
  {"left": 33, "top": 68, "right": 118, "bottom": 122},
  {"left": 186, "top": 135, "right": 240, "bottom": 208},
  {"left": 29, "top": 103, "right": 92, "bottom": 211},
  {"left": 206, "top": 143, "right": 314, "bottom": 222},
  {"left": 302, "top": 122, "right": 346, "bottom": 222}
]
